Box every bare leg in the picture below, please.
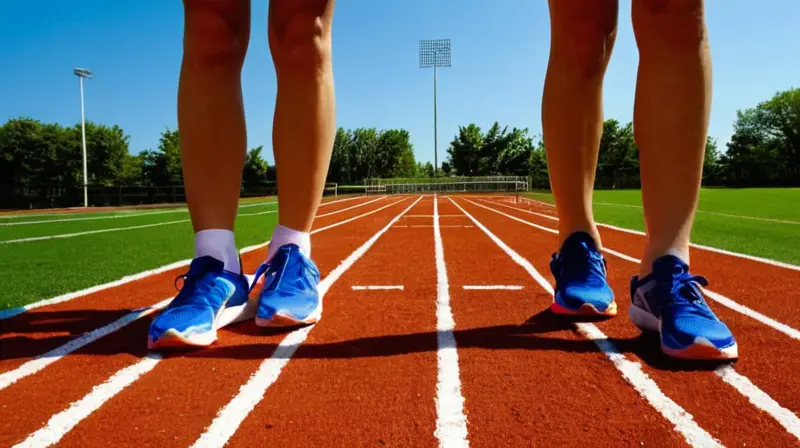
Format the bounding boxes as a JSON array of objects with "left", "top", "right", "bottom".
[
  {"left": 268, "top": 0, "right": 336, "bottom": 244},
  {"left": 632, "top": 0, "right": 711, "bottom": 276},
  {"left": 542, "top": 0, "right": 618, "bottom": 249},
  {"left": 179, "top": 0, "right": 250, "bottom": 233}
]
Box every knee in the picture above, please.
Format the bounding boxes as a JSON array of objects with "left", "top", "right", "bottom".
[
  {"left": 183, "top": 0, "right": 249, "bottom": 69},
  {"left": 549, "top": 7, "right": 618, "bottom": 78},
  {"left": 269, "top": 1, "right": 333, "bottom": 75},
  {"left": 633, "top": 0, "right": 707, "bottom": 51}
]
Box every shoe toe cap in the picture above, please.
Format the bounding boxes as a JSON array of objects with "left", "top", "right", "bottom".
[
  {"left": 149, "top": 305, "right": 214, "bottom": 339},
  {"left": 560, "top": 283, "right": 615, "bottom": 310},
  {"left": 661, "top": 316, "right": 736, "bottom": 350}
]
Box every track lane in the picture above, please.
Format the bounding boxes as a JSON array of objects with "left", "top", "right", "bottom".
[
  {"left": 0, "top": 197, "right": 410, "bottom": 447},
  {"left": 51, "top": 197, "right": 418, "bottom": 448},
  {"left": 475, "top": 196, "right": 800, "bottom": 417},
  {"left": 455, "top": 197, "right": 799, "bottom": 446},
  {"left": 0, "top": 195, "right": 393, "bottom": 373},
  {"left": 438, "top": 197, "right": 686, "bottom": 447},
  {"left": 219, "top": 197, "right": 440, "bottom": 447}
]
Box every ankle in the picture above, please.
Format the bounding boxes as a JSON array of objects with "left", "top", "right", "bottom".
[
  {"left": 268, "top": 224, "right": 311, "bottom": 261},
  {"left": 194, "top": 229, "right": 240, "bottom": 273},
  {"left": 640, "top": 247, "right": 690, "bottom": 278}
]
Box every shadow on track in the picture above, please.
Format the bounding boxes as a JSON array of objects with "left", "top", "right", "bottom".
[{"left": 2, "top": 309, "right": 732, "bottom": 372}]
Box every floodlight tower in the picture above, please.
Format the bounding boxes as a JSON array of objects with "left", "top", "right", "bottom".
[
  {"left": 419, "top": 39, "right": 451, "bottom": 177},
  {"left": 74, "top": 67, "right": 93, "bottom": 207}
]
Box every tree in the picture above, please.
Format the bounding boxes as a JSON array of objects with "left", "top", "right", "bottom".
[
  {"left": 496, "top": 127, "right": 534, "bottom": 176},
  {"left": 446, "top": 124, "right": 483, "bottom": 176},
  {"left": 702, "top": 136, "right": 721, "bottom": 184},
  {"left": 243, "top": 146, "right": 269, "bottom": 184},
  {"left": 416, "top": 161, "right": 434, "bottom": 178},
  {"left": 528, "top": 137, "right": 550, "bottom": 189},
  {"left": 596, "top": 119, "right": 639, "bottom": 189}
]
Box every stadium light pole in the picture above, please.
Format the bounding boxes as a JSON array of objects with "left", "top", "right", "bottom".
[
  {"left": 419, "top": 39, "right": 451, "bottom": 177},
  {"left": 74, "top": 67, "right": 93, "bottom": 208}
]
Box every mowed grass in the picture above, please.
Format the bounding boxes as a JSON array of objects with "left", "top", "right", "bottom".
[
  {"left": 525, "top": 188, "right": 800, "bottom": 265},
  {"left": 0, "top": 200, "right": 279, "bottom": 310}
]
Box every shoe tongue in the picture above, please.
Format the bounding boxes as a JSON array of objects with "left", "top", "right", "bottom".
[
  {"left": 189, "top": 255, "right": 225, "bottom": 275},
  {"left": 561, "top": 231, "right": 598, "bottom": 253},
  {"left": 652, "top": 254, "right": 688, "bottom": 276}
]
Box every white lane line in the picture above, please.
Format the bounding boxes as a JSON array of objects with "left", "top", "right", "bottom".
[
  {"left": 462, "top": 197, "right": 800, "bottom": 440},
  {"left": 404, "top": 215, "right": 465, "bottom": 218},
  {"left": 0, "top": 202, "right": 278, "bottom": 227},
  {"left": 351, "top": 285, "right": 404, "bottom": 291},
  {"left": 0, "top": 198, "right": 397, "bottom": 321},
  {"left": 190, "top": 196, "right": 424, "bottom": 448},
  {"left": 510, "top": 196, "right": 800, "bottom": 272},
  {"left": 318, "top": 195, "right": 365, "bottom": 207},
  {"left": 315, "top": 196, "right": 386, "bottom": 218},
  {"left": 462, "top": 285, "right": 523, "bottom": 290},
  {"left": 12, "top": 353, "right": 162, "bottom": 448},
  {"left": 0, "top": 198, "right": 412, "bottom": 387},
  {"left": 715, "top": 365, "right": 800, "bottom": 441},
  {"left": 449, "top": 197, "right": 721, "bottom": 448},
  {"left": 6, "top": 196, "right": 420, "bottom": 447},
  {"left": 432, "top": 195, "right": 470, "bottom": 448},
  {"left": 0, "top": 299, "right": 170, "bottom": 391},
  {"left": 592, "top": 200, "right": 800, "bottom": 225},
  {"left": 0, "top": 208, "right": 277, "bottom": 245},
  {"left": 472, "top": 198, "right": 800, "bottom": 342},
  {"left": 393, "top": 225, "right": 473, "bottom": 228}
]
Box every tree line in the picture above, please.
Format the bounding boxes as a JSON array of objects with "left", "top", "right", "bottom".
[
  {"left": 442, "top": 87, "right": 799, "bottom": 188},
  {"left": 1, "top": 87, "right": 797, "bottom": 196}
]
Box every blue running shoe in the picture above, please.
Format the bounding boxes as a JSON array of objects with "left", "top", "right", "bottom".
[
  {"left": 252, "top": 244, "right": 321, "bottom": 327},
  {"left": 549, "top": 231, "right": 617, "bottom": 316},
  {"left": 148, "top": 256, "right": 253, "bottom": 350},
  {"left": 629, "top": 255, "right": 738, "bottom": 360}
]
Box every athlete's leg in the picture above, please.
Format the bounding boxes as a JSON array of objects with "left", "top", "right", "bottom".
[
  {"left": 253, "top": 0, "right": 336, "bottom": 328},
  {"left": 542, "top": 0, "right": 618, "bottom": 249},
  {"left": 266, "top": 0, "right": 336, "bottom": 261},
  {"left": 628, "top": 0, "right": 736, "bottom": 360},
  {"left": 148, "top": 0, "right": 253, "bottom": 350},
  {"left": 179, "top": 0, "right": 251, "bottom": 273},
  {"left": 632, "top": 0, "right": 710, "bottom": 276},
  {"left": 543, "top": 0, "right": 619, "bottom": 317}
]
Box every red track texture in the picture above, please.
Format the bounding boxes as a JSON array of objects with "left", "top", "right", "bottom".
[{"left": 1, "top": 194, "right": 798, "bottom": 447}]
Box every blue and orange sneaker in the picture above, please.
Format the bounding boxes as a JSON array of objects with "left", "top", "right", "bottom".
[
  {"left": 147, "top": 256, "right": 253, "bottom": 349},
  {"left": 629, "top": 255, "right": 738, "bottom": 360},
  {"left": 549, "top": 231, "right": 617, "bottom": 316},
  {"left": 252, "top": 244, "right": 322, "bottom": 328}
]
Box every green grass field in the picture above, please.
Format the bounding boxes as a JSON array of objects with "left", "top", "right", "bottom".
[
  {"left": 0, "top": 198, "right": 279, "bottom": 310},
  {"left": 525, "top": 188, "right": 800, "bottom": 266}
]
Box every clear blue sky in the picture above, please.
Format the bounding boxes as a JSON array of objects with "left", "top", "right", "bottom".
[{"left": 2, "top": 0, "right": 798, "bottom": 166}]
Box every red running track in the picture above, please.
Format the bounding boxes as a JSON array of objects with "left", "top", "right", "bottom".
[{"left": 1, "top": 194, "right": 798, "bottom": 447}]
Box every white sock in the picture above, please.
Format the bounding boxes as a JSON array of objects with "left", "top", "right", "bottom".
[
  {"left": 194, "top": 229, "right": 240, "bottom": 273},
  {"left": 268, "top": 224, "right": 311, "bottom": 261}
]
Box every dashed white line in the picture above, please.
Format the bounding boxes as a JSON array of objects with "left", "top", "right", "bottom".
[
  {"left": 462, "top": 285, "right": 523, "bottom": 290},
  {"left": 351, "top": 285, "right": 404, "bottom": 291},
  {"left": 432, "top": 195, "right": 470, "bottom": 448},
  {"left": 449, "top": 197, "right": 722, "bottom": 448}
]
